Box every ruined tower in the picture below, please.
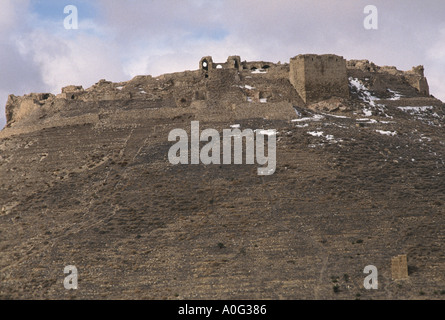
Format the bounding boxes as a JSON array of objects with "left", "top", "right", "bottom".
[
  {"left": 290, "top": 54, "right": 350, "bottom": 104},
  {"left": 199, "top": 56, "right": 213, "bottom": 72},
  {"left": 226, "top": 56, "right": 242, "bottom": 71},
  {"left": 405, "top": 65, "right": 430, "bottom": 96}
]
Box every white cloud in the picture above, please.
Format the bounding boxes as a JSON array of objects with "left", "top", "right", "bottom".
[
  {"left": 0, "top": 0, "right": 28, "bottom": 32},
  {"left": 0, "top": 0, "right": 41, "bottom": 128},
  {"left": 16, "top": 29, "right": 127, "bottom": 93},
  {"left": 426, "top": 27, "right": 445, "bottom": 101}
]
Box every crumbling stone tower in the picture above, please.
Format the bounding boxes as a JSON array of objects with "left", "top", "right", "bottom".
[
  {"left": 199, "top": 55, "right": 242, "bottom": 72},
  {"left": 405, "top": 65, "right": 429, "bottom": 96},
  {"left": 199, "top": 56, "right": 213, "bottom": 72},
  {"left": 199, "top": 55, "right": 243, "bottom": 79},
  {"left": 290, "top": 54, "right": 350, "bottom": 104},
  {"left": 226, "top": 56, "right": 242, "bottom": 71}
]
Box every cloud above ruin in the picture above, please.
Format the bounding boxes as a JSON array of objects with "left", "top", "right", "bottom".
[{"left": 1, "top": 0, "right": 445, "bottom": 128}]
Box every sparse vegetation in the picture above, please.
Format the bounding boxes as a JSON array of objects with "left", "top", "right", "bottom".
[{"left": 1, "top": 52, "right": 443, "bottom": 299}]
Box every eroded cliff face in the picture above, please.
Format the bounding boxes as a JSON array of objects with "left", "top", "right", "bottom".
[{"left": 0, "top": 55, "right": 444, "bottom": 300}]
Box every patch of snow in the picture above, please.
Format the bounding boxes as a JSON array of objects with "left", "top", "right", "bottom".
[
  {"left": 230, "top": 124, "right": 241, "bottom": 129},
  {"left": 292, "top": 114, "right": 325, "bottom": 122},
  {"left": 116, "top": 86, "right": 123, "bottom": 91},
  {"left": 363, "top": 108, "right": 373, "bottom": 117},
  {"left": 259, "top": 98, "right": 267, "bottom": 103},
  {"left": 357, "top": 118, "right": 378, "bottom": 124},
  {"left": 376, "top": 130, "right": 397, "bottom": 136},
  {"left": 397, "top": 106, "right": 442, "bottom": 126},
  {"left": 251, "top": 69, "right": 267, "bottom": 74},
  {"left": 322, "top": 113, "right": 350, "bottom": 119},
  {"left": 245, "top": 85, "right": 255, "bottom": 90},
  {"left": 307, "top": 131, "right": 324, "bottom": 137},
  {"left": 307, "top": 131, "right": 340, "bottom": 143},
  {"left": 295, "top": 124, "right": 309, "bottom": 128},
  {"left": 349, "top": 77, "right": 391, "bottom": 117},
  {"left": 256, "top": 129, "right": 277, "bottom": 136},
  {"left": 308, "top": 144, "right": 324, "bottom": 148},
  {"left": 247, "top": 97, "right": 253, "bottom": 102},
  {"left": 349, "top": 77, "right": 380, "bottom": 107},
  {"left": 420, "top": 135, "right": 432, "bottom": 142},
  {"left": 398, "top": 106, "right": 434, "bottom": 112},
  {"left": 387, "top": 89, "right": 403, "bottom": 100},
  {"left": 379, "top": 120, "right": 396, "bottom": 124}
]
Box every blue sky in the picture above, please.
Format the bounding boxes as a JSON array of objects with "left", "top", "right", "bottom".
[
  {"left": 1, "top": 0, "right": 445, "bottom": 129},
  {"left": 31, "top": 0, "right": 98, "bottom": 20}
]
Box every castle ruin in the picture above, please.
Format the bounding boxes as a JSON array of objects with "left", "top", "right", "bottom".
[
  {"left": 200, "top": 56, "right": 242, "bottom": 78},
  {"left": 4, "top": 53, "right": 433, "bottom": 127},
  {"left": 289, "top": 54, "right": 350, "bottom": 104},
  {"left": 198, "top": 53, "right": 430, "bottom": 105}
]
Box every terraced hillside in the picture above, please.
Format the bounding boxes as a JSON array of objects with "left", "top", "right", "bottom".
[{"left": 0, "top": 56, "right": 444, "bottom": 299}]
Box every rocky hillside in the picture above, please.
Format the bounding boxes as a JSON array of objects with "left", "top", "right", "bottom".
[{"left": 0, "top": 55, "right": 444, "bottom": 299}]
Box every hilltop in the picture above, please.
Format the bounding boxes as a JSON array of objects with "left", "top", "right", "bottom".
[{"left": 0, "top": 54, "right": 444, "bottom": 299}]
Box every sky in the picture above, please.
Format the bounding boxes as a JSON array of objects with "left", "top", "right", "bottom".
[{"left": 1, "top": 0, "right": 445, "bottom": 128}]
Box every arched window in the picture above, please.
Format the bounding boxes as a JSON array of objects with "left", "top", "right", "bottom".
[{"left": 202, "top": 60, "right": 209, "bottom": 71}]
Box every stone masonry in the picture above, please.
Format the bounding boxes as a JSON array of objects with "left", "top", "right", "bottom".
[
  {"left": 289, "top": 54, "right": 350, "bottom": 104},
  {"left": 391, "top": 255, "right": 409, "bottom": 280}
]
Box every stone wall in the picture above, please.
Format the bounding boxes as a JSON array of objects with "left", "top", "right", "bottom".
[
  {"left": 405, "top": 66, "right": 429, "bottom": 96},
  {"left": 347, "top": 61, "right": 430, "bottom": 97},
  {"left": 290, "top": 54, "right": 350, "bottom": 104}
]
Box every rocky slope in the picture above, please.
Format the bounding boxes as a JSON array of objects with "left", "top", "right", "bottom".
[{"left": 0, "top": 56, "right": 444, "bottom": 299}]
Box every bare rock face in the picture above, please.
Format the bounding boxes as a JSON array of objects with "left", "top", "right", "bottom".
[
  {"left": 0, "top": 54, "right": 444, "bottom": 300},
  {"left": 6, "top": 93, "right": 54, "bottom": 126}
]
